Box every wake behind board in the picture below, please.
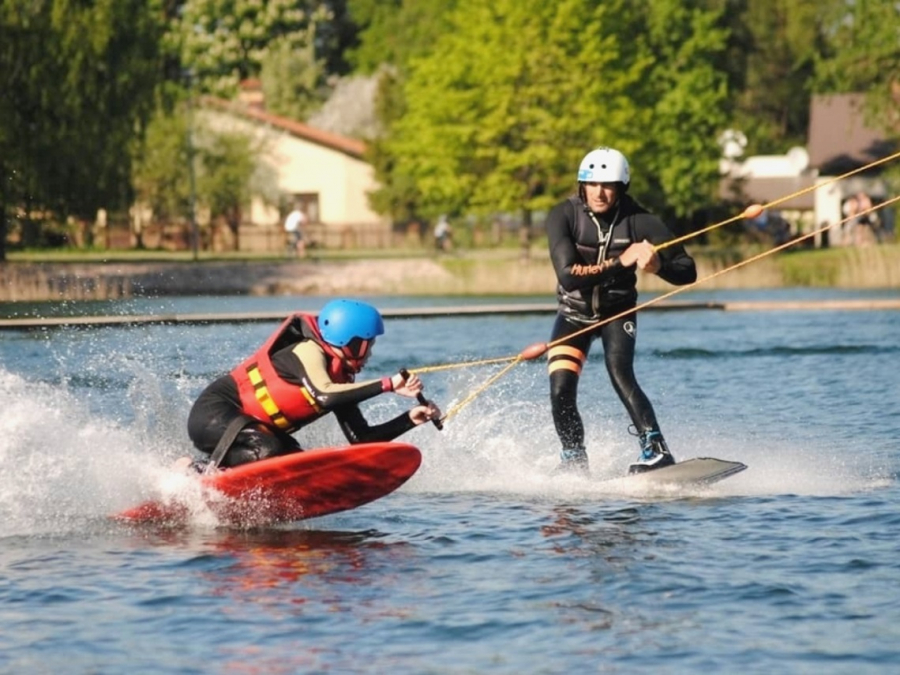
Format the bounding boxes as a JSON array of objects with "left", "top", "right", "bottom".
[
  {"left": 620, "top": 457, "right": 747, "bottom": 487},
  {"left": 115, "top": 442, "right": 422, "bottom": 527}
]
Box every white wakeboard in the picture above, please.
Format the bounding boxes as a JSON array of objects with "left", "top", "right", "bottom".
[{"left": 621, "top": 457, "right": 747, "bottom": 487}]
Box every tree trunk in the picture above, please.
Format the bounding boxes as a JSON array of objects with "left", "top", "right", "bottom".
[
  {"left": 228, "top": 207, "right": 241, "bottom": 251},
  {"left": 0, "top": 202, "right": 7, "bottom": 262},
  {"left": 519, "top": 208, "right": 533, "bottom": 261}
]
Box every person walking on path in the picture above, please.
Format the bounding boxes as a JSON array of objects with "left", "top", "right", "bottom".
[{"left": 284, "top": 204, "right": 308, "bottom": 258}]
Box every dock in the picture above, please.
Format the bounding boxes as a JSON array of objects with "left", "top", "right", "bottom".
[{"left": 1, "top": 298, "right": 898, "bottom": 331}]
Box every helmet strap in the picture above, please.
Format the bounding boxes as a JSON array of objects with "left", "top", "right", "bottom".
[{"left": 341, "top": 338, "right": 371, "bottom": 373}]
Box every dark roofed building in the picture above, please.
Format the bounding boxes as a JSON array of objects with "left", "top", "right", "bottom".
[{"left": 808, "top": 93, "right": 897, "bottom": 175}]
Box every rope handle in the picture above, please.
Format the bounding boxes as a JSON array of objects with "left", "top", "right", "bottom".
[{"left": 399, "top": 368, "right": 443, "bottom": 430}]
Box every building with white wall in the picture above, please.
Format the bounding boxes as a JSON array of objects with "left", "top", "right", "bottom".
[{"left": 200, "top": 90, "right": 390, "bottom": 251}]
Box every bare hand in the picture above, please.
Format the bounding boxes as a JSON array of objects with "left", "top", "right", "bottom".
[
  {"left": 409, "top": 400, "right": 442, "bottom": 425},
  {"left": 618, "top": 240, "right": 660, "bottom": 273},
  {"left": 392, "top": 371, "right": 424, "bottom": 398}
]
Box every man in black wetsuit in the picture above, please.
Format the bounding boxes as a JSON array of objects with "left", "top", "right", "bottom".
[
  {"left": 545, "top": 147, "right": 696, "bottom": 475},
  {"left": 185, "top": 299, "right": 441, "bottom": 470}
]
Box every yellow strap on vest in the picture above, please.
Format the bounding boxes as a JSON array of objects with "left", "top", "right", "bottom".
[
  {"left": 297, "top": 383, "right": 322, "bottom": 412},
  {"left": 247, "top": 364, "right": 291, "bottom": 430}
]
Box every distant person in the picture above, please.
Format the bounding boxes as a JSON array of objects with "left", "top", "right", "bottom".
[
  {"left": 544, "top": 146, "right": 697, "bottom": 475},
  {"left": 434, "top": 215, "right": 453, "bottom": 252},
  {"left": 746, "top": 207, "right": 771, "bottom": 243},
  {"left": 855, "top": 192, "right": 882, "bottom": 243},
  {"left": 284, "top": 205, "right": 307, "bottom": 258},
  {"left": 842, "top": 192, "right": 880, "bottom": 246},
  {"left": 182, "top": 299, "right": 442, "bottom": 471}
]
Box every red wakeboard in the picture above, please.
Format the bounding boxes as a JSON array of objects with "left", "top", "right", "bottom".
[{"left": 114, "top": 442, "right": 422, "bottom": 527}]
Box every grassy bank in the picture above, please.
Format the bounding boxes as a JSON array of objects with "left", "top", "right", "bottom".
[
  {"left": 434, "top": 244, "right": 900, "bottom": 294},
  {"left": 1, "top": 244, "right": 898, "bottom": 302}
]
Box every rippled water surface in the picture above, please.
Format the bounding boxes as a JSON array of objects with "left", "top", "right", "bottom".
[{"left": 1, "top": 290, "right": 899, "bottom": 673}]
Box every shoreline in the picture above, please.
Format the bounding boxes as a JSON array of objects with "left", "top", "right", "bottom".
[
  {"left": 4, "top": 297, "right": 900, "bottom": 331},
  {"left": 1, "top": 248, "right": 899, "bottom": 302}
]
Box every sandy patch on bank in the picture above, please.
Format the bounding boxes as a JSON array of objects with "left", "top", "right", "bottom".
[
  {"left": 0, "top": 259, "right": 463, "bottom": 301},
  {"left": 257, "top": 259, "right": 457, "bottom": 295}
]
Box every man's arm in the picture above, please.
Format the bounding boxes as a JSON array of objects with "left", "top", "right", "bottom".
[{"left": 633, "top": 213, "right": 697, "bottom": 286}]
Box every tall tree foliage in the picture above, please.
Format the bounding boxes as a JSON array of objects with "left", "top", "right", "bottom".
[
  {"left": 259, "top": 33, "right": 328, "bottom": 120},
  {"left": 370, "top": 0, "right": 730, "bottom": 230},
  {"left": 347, "top": 0, "right": 458, "bottom": 222},
  {"left": 379, "top": 0, "right": 649, "bottom": 222},
  {"left": 725, "top": 0, "right": 830, "bottom": 154},
  {"left": 816, "top": 0, "right": 900, "bottom": 132},
  {"left": 0, "top": 1, "right": 47, "bottom": 257},
  {"left": 638, "top": 0, "right": 730, "bottom": 219},
  {"left": 196, "top": 127, "right": 260, "bottom": 250},
  {"left": 131, "top": 105, "right": 194, "bottom": 226},
  {"left": 172, "top": 0, "right": 338, "bottom": 118},
  {"left": 0, "top": 0, "right": 165, "bottom": 258},
  {"left": 346, "top": 0, "right": 456, "bottom": 74},
  {"left": 132, "top": 101, "right": 270, "bottom": 251}
]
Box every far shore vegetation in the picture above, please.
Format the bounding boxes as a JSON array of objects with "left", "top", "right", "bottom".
[{"left": 4, "top": 242, "right": 899, "bottom": 294}]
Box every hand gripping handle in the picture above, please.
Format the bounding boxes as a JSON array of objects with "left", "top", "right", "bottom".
[{"left": 399, "top": 368, "right": 443, "bottom": 430}]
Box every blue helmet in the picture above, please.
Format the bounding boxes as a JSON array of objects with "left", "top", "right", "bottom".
[{"left": 317, "top": 299, "right": 385, "bottom": 347}]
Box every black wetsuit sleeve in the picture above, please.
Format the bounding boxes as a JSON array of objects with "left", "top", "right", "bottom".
[
  {"left": 632, "top": 213, "right": 697, "bottom": 286},
  {"left": 334, "top": 405, "right": 416, "bottom": 444},
  {"left": 546, "top": 200, "right": 624, "bottom": 292}
]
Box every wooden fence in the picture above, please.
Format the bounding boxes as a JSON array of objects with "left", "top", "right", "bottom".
[{"left": 105, "top": 221, "right": 424, "bottom": 253}]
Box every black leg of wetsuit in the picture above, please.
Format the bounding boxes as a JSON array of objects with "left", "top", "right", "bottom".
[
  {"left": 187, "top": 377, "right": 301, "bottom": 470},
  {"left": 600, "top": 314, "right": 659, "bottom": 433},
  {"left": 550, "top": 369, "right": 585, "bottom": 449},
  {"left": 220, "top": 424, "right": 301, "bottom": 468},
  {"left": 547, "top": 312, "right": 660, "bottom": 450},
  {"left": 206, "top": 414, "right": 255, "bottom": 472},
  {"left": 548, "top": 314, "right": 594, "bottom": 449}
]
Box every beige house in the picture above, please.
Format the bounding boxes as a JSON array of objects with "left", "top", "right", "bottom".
[{"left": 201, "top": 91, "right": 390, "bottom": 252}]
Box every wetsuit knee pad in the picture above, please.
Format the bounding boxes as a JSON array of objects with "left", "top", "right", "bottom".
[
  {"left": 550, "top": 369, "right": 579, "bottom": 402},
  {"left": 222, "top": 424, "right": 296, "bottom": 468}
]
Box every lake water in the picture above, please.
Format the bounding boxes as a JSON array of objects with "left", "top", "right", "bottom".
[{"left": 1, "top": 289, "right": 899, "bottom": 674}]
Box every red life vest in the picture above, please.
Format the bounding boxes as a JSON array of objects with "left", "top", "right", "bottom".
[{"left": 230, "top": 313, "right": 351, "bottom": 431}]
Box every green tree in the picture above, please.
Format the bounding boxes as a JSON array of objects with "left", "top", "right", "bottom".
[
  {"left": 132, "top": 100, "right": 271, "bottom": 252},
  {"left": 0, "top": 1, "right": 46, "bottom": 256},
  {"left": 195, "top": 128, "right": 260, "bottom": 251},
  {"left": 369, "top": 0, "right": 730, "bottom": 251},
  {"left": 259, "top": 34, "right": 327, "bottom": 120},
  {"left": 346, "top": 0, "right": 456, "bottom": 74},
  {"left": 0, "top": 0, "right": 166, "bottom": 259},
  {"left": 709, "top": 0, "right": 835, "bottom": 155},
  {"left": 815, "top": 0, "right": 900, "bottom": 130},
  {"left": 131, "top": 104, "right": 194, "bottom": 236},
  {"left": 382, "top": 1, "right": 648, "bottom": 226},
  {"left": 637, "top": 0, "right": 730, "bottom": 219},
  {"left": 345, "top": 0, "right": 458, "bottom": 224},
  {"left": 172, "top": 0, "right": 336, "bottom": 118}
]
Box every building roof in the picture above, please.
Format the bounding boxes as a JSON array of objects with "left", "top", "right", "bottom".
[
  {"left": 201, "top": 96, "right": 367, "bottom": 159},
  {"left": 808, "top": 93, "right": 896, "bottom": 174}
]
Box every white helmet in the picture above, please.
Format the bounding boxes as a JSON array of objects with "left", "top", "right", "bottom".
[{"left": 577, "top": 147, "right": 630, "bottom": 185}]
